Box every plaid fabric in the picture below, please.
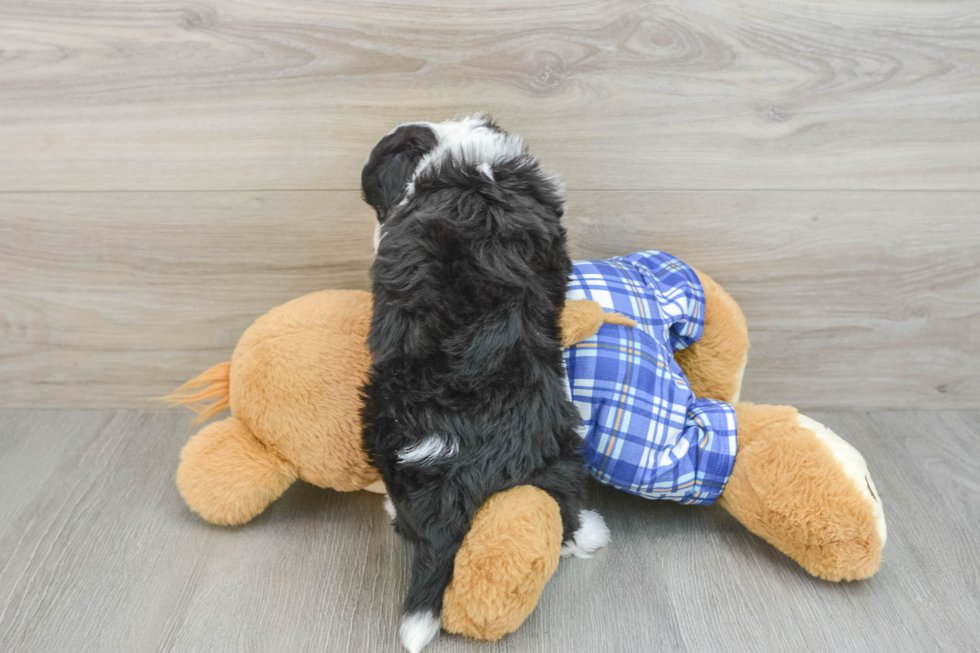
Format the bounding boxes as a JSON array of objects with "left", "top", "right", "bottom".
[{"left": 563, "top": 251, "right": 738, "bottom": 505}]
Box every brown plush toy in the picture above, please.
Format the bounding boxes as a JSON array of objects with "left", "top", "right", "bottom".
[{"left": 167, "top": 267, "right": 886, "bottom": 642}]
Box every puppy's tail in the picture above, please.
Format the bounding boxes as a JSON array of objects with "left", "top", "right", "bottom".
[
  {"left": 399, "top": 530, "right": 467, "bottom": 653},
  {"left": 159, "top": 361, "right": 232, "bottom": 424}
]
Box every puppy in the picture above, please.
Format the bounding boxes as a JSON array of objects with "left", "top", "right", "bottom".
[{"left": 361, "top": 116, "right": 609, "bottom": 653}]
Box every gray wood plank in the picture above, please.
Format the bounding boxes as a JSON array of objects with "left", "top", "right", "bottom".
[
  {"left": 0, "top": 0, "right": 978, "bottom": 191},
  {"left": 843, "top": 410, "right": 980, "bottom": 652},
  {"left": 0, "top": 411, "right": 110, "bottom": 526},
  {"left": 1, "top": 409, "right": 978, "bottom": 652},
  {"left": 0, "top": 191, "right": 376, "bottom": 409},
  {"left": 3, "top": 190, "right": 978, "bottom": 409},
  {"left": 565, "top": 191, "right": 980, "bottom": 410}
]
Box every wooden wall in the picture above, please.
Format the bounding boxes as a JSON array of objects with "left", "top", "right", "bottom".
[{"left": 1, "top": 0, "right": 978, "bottom": 409}]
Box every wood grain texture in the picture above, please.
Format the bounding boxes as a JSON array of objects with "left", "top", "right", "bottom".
[
  {"left": 0, "top": 191, "right": 376, "bottom": 408},
  {"left": 2, "top": 190, "right": 977, "bottom": 409},
  {"left": 0, "top": 409, "right": 978, "bottom": 652},
  {"left": 564, "top": 191, "right": 980, "bottom": 410},
  {"left": 0, "top": 0, "right": 978, "bottom": 191}
]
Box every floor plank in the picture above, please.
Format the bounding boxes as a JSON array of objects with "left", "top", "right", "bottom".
[
  {"left": 1, "top": 0, "right": 978, "bottom": 191},
  {"left": 565, "top": 191, "right": 980, "bottom": 410},
  {"left": 0, "top": 409, "right": 977, "bottom": 652},
  {"left": 2, "top": 190, "right": 977, "bottom": 409}
]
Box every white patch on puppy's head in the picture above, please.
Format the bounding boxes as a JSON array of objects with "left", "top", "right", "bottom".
[
  {"left": 362, "top": 115, "right": 532, "bottom": 224},
  {"left": 475, "top": 161, "right": 494, "bottom": 181},
  {"left": 409, "top": 114, "right": 525, "bottom": 185},
  {"left": 363, "top": 114, "right": 564, "bottom": 242}
]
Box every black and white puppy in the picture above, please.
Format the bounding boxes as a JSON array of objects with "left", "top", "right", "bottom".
[{"left": 361, "top": 116, "right": 609, "bottom": 653}]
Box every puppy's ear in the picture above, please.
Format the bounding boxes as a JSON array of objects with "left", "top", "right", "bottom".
[{"left": 362, "top": 124, "right": 438, "bottom": 222}]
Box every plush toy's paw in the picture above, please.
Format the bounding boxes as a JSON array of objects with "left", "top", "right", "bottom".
[
  {"left": 560, "top": 509, "right": 611, "bottom": 559},
  {"left": 442, "top": 486, "right": 562, "bottom": 641},
  {"left": 720, "top": 403, "right": 886, "bottom": 581},
  {"left": 796, "top": 413, "right": 887, "bottom": 549},
  {"left": 176, "top": 416, "right": 298, "bottom": 526}
]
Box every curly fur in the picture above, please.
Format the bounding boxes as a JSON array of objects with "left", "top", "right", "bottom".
[{"left": 360, "top": 116, "right": 590, "bottom": 652}]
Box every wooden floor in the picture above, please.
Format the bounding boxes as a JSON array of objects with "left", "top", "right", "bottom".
[
  {"left": 2, "top": 2, "right": 979, "bottom": 651},
  {"left": 2, "top": 0, "right": 979, "bottom": 411},
  {"left": 1, "top": 408, "right": 977, "bottom": 653}
]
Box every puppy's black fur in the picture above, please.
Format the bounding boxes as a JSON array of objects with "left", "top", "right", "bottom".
[
  {"left": 361, "top": 119, "right": 587, "bottom": 632},
  {"left": 362, "top": 124, "right": 438, "bottom": 224}
]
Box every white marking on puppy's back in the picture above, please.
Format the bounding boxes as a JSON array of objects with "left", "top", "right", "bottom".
[
  {"left": 397, "top": 434, "right": 458, "bottom": 465},
  {"left": 400, "top": 611, "right": 440, "bottom": 653}
]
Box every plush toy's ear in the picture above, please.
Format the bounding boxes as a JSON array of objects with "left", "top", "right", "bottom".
[{"left": 361, "top": 123, "right": 438, "bottom": 222}]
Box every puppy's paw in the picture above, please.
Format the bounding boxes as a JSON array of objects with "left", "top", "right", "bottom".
[
  {"left": 560, "top": 509, "right": 611, "bottom": 559},
  {"left": 400, "top": 611, "right": 440, "bottom": 653}
]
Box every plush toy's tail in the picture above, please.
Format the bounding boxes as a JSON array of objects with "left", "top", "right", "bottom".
[{"left": 160, "top": 361, "right": 232, "bottom": 424}]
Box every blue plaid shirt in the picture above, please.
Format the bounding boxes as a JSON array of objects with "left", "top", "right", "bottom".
[{"left": 563, "top": 251, "right": 738, "bottom": 505}]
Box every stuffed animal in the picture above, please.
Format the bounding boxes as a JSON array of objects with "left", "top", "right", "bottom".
[
  {"left": 167, "top": 291, "right": 622, "bottom": 640},
  {"left": 167, "top": 251, "right": 886, "bottom": 643}
]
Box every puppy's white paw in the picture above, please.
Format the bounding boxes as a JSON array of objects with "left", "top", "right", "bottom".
[
  {"left": 400, "top": 611, "right": 440, "bottom": 653},
  {"left": 560, "top": 509, "right": 611, "bottom": 559}
]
